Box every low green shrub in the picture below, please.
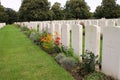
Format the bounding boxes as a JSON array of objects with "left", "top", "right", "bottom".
[
  {"left": 85, "top": 72, "right": 115, "bottom": 80},
  {"left": 20, "top": 26, "right": 29, "bottom": 32},
  {"left": 61, "top": 46, "right": 74, "bottom": 57},
  {"left": 85, "top": 72, "right": 105, "bottom": 80},
  {"left": 41, "top": 42, "right": 54, "bottom": 53},
  {"left": 78, "top": 50, "right": 99, "bottom": 76},
  {"left": 24, "top": 30, "right": 31, "bottom": 37},
  {"left": 29, "top": 31, "right": 40, "bottom": 45},
  {"left": 20, "top": 26, "right": 31, "bottom": 37},
  {"left": 61, "top": 57, "right": 78, "bottom": 71},
  {"left": 30, "top": 32, "right": 38, "bottom": 41},
  {"left": 55, "top": 53, "right": 66, "bottom": 64},
  {"left": 15, "top": 24, "right": 21, "bottom": 28},
  {"left": 37, "top": 24, "right": 39, "bottom": 32}
]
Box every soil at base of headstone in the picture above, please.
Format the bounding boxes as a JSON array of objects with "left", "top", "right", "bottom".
[
  {"left": 49, "top": 53, "right": 83, "bottom": 80},
  {"left": 49, "top": 53, "right": 116, "bottom": 80},
  {"left": 66, "top": 69, "right": 83, "bottom": 80}
]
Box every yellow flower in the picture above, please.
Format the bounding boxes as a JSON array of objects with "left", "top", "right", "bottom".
[{"left": 55, "top": 32, "right": 58, "bottom": 36}]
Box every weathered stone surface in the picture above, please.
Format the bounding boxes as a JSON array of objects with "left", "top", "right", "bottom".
[
  {"left": 84, "top": 20, "right": 91, "bottom": 27},
  {"left": 72, "top": 24, "right": 83, "bottom": 56},
  {"left": 54, "top": 24, "right": 62, "bottom": 38},
  {"left": 85, "top": 25, "right": 100, "bottom": 56},
  {"left": 107, "top": 19, "right": 116, "bottom": 27},
  {"left": 116, "top": 19, "right": 120, "bottom": 26},
  {"left": 61, "top": 24, "right": 70, "bottom": 47},
  {"left": 91, "top": 20, "right": 98, "bottom": 26},
  {"left": 102, "top": 26, "right": 120, "bottom": 79}
]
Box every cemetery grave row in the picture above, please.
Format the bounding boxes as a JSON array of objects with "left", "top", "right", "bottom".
[{"left": 13, "top": 18, "right": 120, "bottom": 79}]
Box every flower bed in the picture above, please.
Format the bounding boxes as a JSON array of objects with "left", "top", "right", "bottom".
[{"left": 18, "top": 25, "right": 115, "bottom": 80}]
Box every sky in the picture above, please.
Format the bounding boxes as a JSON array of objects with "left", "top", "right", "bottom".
[{"left": 1, "top": 0, "right": 120, "bottom": 12}]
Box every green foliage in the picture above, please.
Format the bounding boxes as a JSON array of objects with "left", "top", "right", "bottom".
[
  {"left": 15, "top": 24, "right": 21, "bottom": 28},
  {"left": 41, "top": 42, "right": 54, "bottom": 53},
  {"left": 25, "top": 29, "right": 36, "bottom": 37},
  {"left": 0, "top": 5, "right": 8, "bottom": 22},
  {"left": 54, "top": 45, "right": 62, "bottom": 53},
  {"left": 29, "top": 31, "right": 40, "bottom": 45},
  {"left": 94, "top": 6, "right": 103, "bottom": 18},
  {"left": 5, "top": 8, "right": 18, "bottom": 24},
  {"left": 79, "top": 50, "right": 99, "bottom": 76},
  {"left": 39, "top": 31, "right": 48, "bottom": 38},
  {"left": 55, "top": 53, "right": 66, "bottom": 63},
  {"left": 20, "top": 26, "right": 29, "bottom": 32},
  {"left": 64, "top": 0, "right": 91, "bottom": 19},
  {"left": 85, "top": 72, "right": 105, "bottom": 80},
  {"left": 85, "top": 72, "right": 115, "bottom": 80},
  {"left": 20, "top": 26, "right": 32, "bottom": 37},
  {"left": 37, "top": 24, "right": 39, "bottom": 32},
  {"left": 0, "top": 6, "right": 18, "bottom": 23},
  {"left": 61, "top": 46, "right": 74, "bottom": 57},
  {"left": 94, "top": 0, "right": 120, "bottom": 18},
  {"left": 51, "top": 2, "right": 64, "bottom": 20},
  {"left": 47, "top": 10, "right": 54, "bottom": 20},
  {"left": 19, "top": 0, "right": 50, "bottom": 21},
  {"left": 61, "top": 57, "right": 78, "bottom": 71}
]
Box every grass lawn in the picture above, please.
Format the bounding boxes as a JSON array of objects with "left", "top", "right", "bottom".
[{"left": 0, "top": 25, "right": 74, "bottom": 80}]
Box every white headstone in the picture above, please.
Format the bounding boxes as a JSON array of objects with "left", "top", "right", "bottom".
[
  {"left": 38, "top": 22, "right": 43, "bottom": 33},
  {"left": 46, "top": 23, "right": 50, "bottom": 33},
  {"left": 98, "top": 19, "right": 107, "bottom": 27},
  {"left": 0, "top": 23, "right": 2, "bottom": 28},
  {"left": 107, "top": 19, "right": 116, "bottom": 27},
  {"left": 91, "top": 20, "right": 98, "bottom": 26},
  {"left": 29, "top": 22, "right": 36, "bottom": 30},
  {"left": 34, "top": 22, "right": 38, "bottom": 31},
  {"left": 98, "top": 19, "right": 108, "bottom": 34},
  {"left": 116, "top": 19, "right": 120, "bottom": 26},
  {"left": 102, "top": 26, "right": 120, "bottom": 79},
  {"left": 50, "top": 23, "right": 55, "bottom": 38},
  {"left": 28, "top": 22, "right": 32, "bottom": 29},
  {"left": 41, "top": 22, "right": 47, "bottom": 32},
  {"left": 61, "top": 24, "right": 70, "bottom": 47},
  {"left": 43, "top": 22, "right": 46, "bottom": 31},
  {"left": 0, "top": 23, "right": 5, "bottom": 29},
  {"left": 85, "top": 25, "right": 100, "bottom": 56},
  {"left": 54, "top": 24, "right": 62, "bottom": 38},
  {"left": 72, "top": 24, "right": 83, "bottom": 56},
  {"left": 84, "top": 20, "right": 91, "bottom": 27}
]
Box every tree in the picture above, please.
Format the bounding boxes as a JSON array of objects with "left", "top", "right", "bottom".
[
  {"left": 94, "top": 6, "right": 103, "bottom": 18},
  {"left": 0, "top": 5, "right": 8, "bottom": 22},
  {"left": 64, "top": 0, "right": 91, "bottom": 19},
  {"left": 5, "top": 8, "right": 18, "bottom": 24},
  {"left": 47, "top": 10, "right": 55, "bottom": 20},
  {"left": 94, "top": 0, "right": 120, "bottom": 18},
  {"left": 51, "top": 2, "right": 64, "bottom": 20},
  {"left": 18, "top": 0, "right": 50, "bottom": 21}
]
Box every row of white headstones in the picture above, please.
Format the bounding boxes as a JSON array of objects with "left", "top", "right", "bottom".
[
  {"left": 0, "top": 23, "right": 5, "bottom": 29},
  {"left": 16, "top": 18, "right": 120, "bottom": 79}
]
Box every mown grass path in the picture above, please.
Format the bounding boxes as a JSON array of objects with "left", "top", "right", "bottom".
[{"left": 0, "top": 25, "right": 74, "bottom": 80}]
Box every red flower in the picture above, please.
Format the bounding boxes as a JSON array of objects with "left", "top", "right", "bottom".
[
  {"left": 54, "top": 36, "right": 62, "bottom": 45},
  {"left": 56, "top": 37, "right": 60, "bottom": 40}
]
